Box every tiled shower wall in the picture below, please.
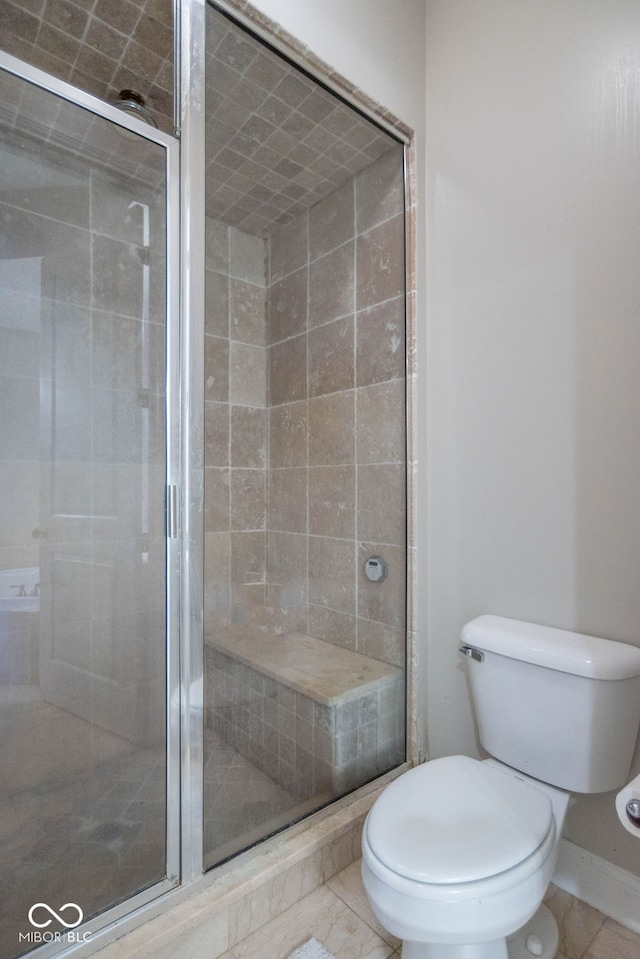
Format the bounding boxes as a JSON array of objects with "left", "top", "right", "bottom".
[
  {"left": 204, "top": 145, "right": 406, "bottom": 671},
  {"left": 204, "top": 217, "right": 268, "bottom": 619},
  {"left": 266, "top": 145, "right": 406, "bottom": 669}
]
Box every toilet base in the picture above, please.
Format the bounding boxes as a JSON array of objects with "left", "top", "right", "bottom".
[
  {"left": 401, "top": 938, "right": 509, "bottom": 959},
  {"left": 399, "top": 905, "right": 558, "bottom": 959},
  {"left": 506, "top": 904, "right": 559, "bottom": 959}
]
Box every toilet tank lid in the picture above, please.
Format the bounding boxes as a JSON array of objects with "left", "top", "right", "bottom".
[{"left": 462, "top": 615, "right": 640, "bottom": 680}]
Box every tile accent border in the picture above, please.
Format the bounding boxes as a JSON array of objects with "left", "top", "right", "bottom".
[
  {"left": 213, "top": 0, "right": 413, "bottom": 143},
  {"left": 404, "top": 137, "right": 419, "bottom": 765}
]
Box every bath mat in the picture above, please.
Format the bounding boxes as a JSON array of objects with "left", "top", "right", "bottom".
[{"left": 287, "top": 938, "right": 336, "bottom": 959}]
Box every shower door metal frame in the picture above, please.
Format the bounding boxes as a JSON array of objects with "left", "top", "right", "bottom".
[
  {"left": 0, "top": 50, "right": 183, "bottom": 958},
  {"left": 177, "top": 0, "right": 207, "bottom": 884}
]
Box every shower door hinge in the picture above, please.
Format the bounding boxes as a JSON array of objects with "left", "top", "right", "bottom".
[{"left": 166, "top": 484, "right": 179, "bottom": 539}]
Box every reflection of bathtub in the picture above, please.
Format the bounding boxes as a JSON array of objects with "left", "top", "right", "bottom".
[{"left": 0, "top": 567, "right": 40, "bottom": 613}]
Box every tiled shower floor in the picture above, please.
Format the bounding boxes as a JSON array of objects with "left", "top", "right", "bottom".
[
  {"left": 203, "top": 730, "right": 300, "bottom": 868},
  {"left": 0, "top": 693, "right": 295, "bottom": 959}
]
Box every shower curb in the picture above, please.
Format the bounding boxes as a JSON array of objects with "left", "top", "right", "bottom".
[{"left": 91, "top": 769, "right": 405, "bottom": 959}]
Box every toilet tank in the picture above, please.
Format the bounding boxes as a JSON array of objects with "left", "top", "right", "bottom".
[{"left": 461, "top": 615, "right": 640, "bottom": 793}]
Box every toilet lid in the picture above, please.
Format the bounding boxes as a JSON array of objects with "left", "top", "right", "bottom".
[{"left": 366, "top": 755, "right": 553, "bottom": 884}]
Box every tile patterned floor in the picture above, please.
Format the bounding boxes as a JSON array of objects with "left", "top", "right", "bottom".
[
  {"left": 543, "top": 883, "right": 640, "bottom": 959},
  {"left": 214, "top": 859, "right": 640, "bottom": 959}
]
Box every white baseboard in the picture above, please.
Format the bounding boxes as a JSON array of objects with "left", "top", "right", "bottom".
[{"left": 553, "top": 838, "right": 640, "bottom": 935}]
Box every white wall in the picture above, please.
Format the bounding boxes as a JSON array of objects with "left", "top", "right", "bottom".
[{"left": 425, "top": 0, "right": 640, "bottom": 876}]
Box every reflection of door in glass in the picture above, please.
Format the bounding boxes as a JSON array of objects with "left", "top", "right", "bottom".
[{"left": 0, "top": 68, "right": 171, "bottom": 958}]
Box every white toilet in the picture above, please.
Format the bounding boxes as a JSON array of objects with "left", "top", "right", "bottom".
[{"left": 362, "top": 615, "right": 640, "bottom": 959}]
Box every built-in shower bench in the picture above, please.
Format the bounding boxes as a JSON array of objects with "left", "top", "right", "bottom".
[{"left": 205, "top": 631, "right": 404, "bottom": 801}]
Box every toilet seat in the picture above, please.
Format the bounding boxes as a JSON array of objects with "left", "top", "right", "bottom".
[{"left": 366, "top": 755, "right": 553, "bottom": 886}]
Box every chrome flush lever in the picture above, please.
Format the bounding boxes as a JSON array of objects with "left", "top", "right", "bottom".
[{"left": 459, "top": 644, "right": 485, "bottom": 663}]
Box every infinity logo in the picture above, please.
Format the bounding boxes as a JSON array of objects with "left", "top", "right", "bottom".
[{"left": 28, "top": 903, "right": 84, "bottom": 929}]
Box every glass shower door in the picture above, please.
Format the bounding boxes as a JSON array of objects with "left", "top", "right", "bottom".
[{"left": 0, "top": 63, "right": 178, "bottom": 958}]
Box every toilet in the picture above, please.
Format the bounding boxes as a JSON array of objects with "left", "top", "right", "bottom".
[{"left": 362, "top": 615, "right": 640, "bottom": 959}]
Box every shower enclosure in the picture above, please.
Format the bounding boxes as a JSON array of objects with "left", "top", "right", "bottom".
[{"left": 0, "top": 1, "right": 409, "bottom": 955}]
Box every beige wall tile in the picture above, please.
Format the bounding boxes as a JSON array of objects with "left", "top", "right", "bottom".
[
  {"left": 356, "top": 618, "right": 405, "bottom": 668},
  {"left": 356, "top": 297, "right": 405, "bottom": 388},
  {"left": 231, "top": 407, "right": 267, "bottom": 469},
  {"left": 268, "top": 467, "right": 307, "bottom": 533},
  {"left": 231, "top": 469, "right": 265, "bottom": 531},
  {"left": 230, "top": 278, "right": 266, "bottom": 346},
  {"left": 307, "top": 604, "right": 357, "bottom": 651},
  {"left": 268, "top": 267, "right": 307, "bottom": 344},
  {"left": 309, "top": 536, "right": 356, "bottom": 615},
  {"left": 267, "top": 530, "right": 308, "bottom": 597},
  {"left": 269, "top": 401, "right": 308, "bottom": 468},
  {"left": 232, "top": 582, "right": 266, "bottom": 608},
  {"left": 309, "top": 465, "right": 355, "bottom": 538},
  {"left": 205, "top": 334, "right": 229, "bottom": 402},
  {"left": 269, "top": 213, "right": 308, "bottom": 283},
  {"left": 269, "top": 334, "right": 307, "bottom": 406},
  {"left": 308, "top": 391, "right": 355, "bottom": 466},
  {"left": 205, "top": 467, "right": 230, "bottom": 533},
  {"left": 229, "top": 227, "right": 265, "bottom": 286},
  {"left": 205, "top": 400, "right": 229, "bottom": 468},
  {"left": 308, "top": 315, "right": 354, "bottom": 397},
  {"left": 231, "top": 530, "right": 266, "bottom": 585},
  {"left": 206, "top": 269, "right": 230, "bottom": 338},
  {"left": 356, "top": 214, "right": 404, "bottom": 312},
  {"left": 206, "top": 217, "right": 229, "bottom": 273},
  {"left": 308, "top": 241, "right": 355, "bottom": 327},
  {"left": 230, "top": 341, "right": 266, "bottom": 407},
  {"left": 204, "top": 531, "right": 231, "bottom": 615},
  {"left": 309, "top": 179, "right": 354, "bottom": 261},
  {"left": 356, "top": 380, "right": 406, "bottom": 464},
  {"left": 355, "top": 146, "right": 404, "bottom": 235},
  {"left": 357, "top": 463, "right": 406, "bottom": 546}
]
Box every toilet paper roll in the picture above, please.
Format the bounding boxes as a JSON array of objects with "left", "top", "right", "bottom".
[{"left": 616, "top": 774, "right": 640, "bottom": 837}]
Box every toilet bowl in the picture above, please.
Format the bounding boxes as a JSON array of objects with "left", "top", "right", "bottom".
[{"left": 362, "top": 755, "right": 569, "bottom": 959}]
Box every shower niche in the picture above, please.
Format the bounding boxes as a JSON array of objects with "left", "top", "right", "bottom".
[{"left": 202, "top": 6, "right": 407, "bottom": 868}]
